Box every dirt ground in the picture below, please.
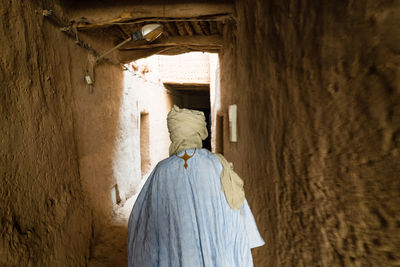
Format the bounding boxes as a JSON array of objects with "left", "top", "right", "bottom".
[{"left": 88, "top": 196, "right": 137, "bottom": 267}]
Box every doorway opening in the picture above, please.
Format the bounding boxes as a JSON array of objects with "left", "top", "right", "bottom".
[
  {"left": 113, "top": 52, "right": 220, "bottom": 210},
  {"left": 164, "top": 84, "right": 212, "bottom": 150}
]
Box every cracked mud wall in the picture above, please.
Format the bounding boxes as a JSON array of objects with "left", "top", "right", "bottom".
[
  {"left": 1, "top": 1, "right": 124, "bottom": 265},
  {"left": 220, "top": 0, "right": 400, "bottom": 266}
]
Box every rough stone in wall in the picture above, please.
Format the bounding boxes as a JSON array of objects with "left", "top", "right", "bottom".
[
  {"left": 0, "top": 0, "right": 124, "bottom": 265},
  {"left": 219, "top": 0, "right": 400, "bottom": 266}
]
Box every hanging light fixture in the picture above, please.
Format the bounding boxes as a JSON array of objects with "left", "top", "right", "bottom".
[
  {"left": 96, "top": 23, "right": 164, "bottom": 62},
  {"left": 132, "top": 23, "right": 164, "bottom": 42},
  {"left": 86, "top": 23, "right": 164, "bottom": 87}
]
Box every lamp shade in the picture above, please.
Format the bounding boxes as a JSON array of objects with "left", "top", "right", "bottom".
[{"left": 141, "top": 24, "right": 164, "bottom": 42}]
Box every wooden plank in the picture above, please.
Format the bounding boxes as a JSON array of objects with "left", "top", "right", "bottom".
[
  {"left": 71, "top": 3, "right": 233, "bottom": 28},
  {"left": 119, "top": 34, "right": 222, "bottom": 50},
  {"left": 119, "top": 47, "right": 167, "bottom": 62},
  {"left": 76, "top": 15, "right": 233, "bottom": 30},
  {"left": 209, "top": 21, "right": 218, "bottom": 35},
  {"left": 175, "top": 22, "right": 187, "bottom": 36},
  {"left": 199, "top": 21, "right": 211, "bottom": 35},
  {"left": 164, "top": 22, "right": 178, "bottom": 36},
  {"left": 118, "top": 46, "right": 220, "bottom": 63},
  {"left": 190, "top": 21, "right": 204, "bottom": 35},
  {"left": 164, "top": 83, "right": 210, "bottom": 91},
  {"left": 217, "top": 21, "right": 224, "bottom": 34},
  {"left": 121, "top": 24, "right": 140, "bottom": 35},
  {"left": 122, "top": 44, "right": 221, "bottom": 51},
  {"left": 117, "top": 25, "right": 130, "bottom": 39},
  {"left": 183, "top": 22, "right": 194, "bottom": 36}
]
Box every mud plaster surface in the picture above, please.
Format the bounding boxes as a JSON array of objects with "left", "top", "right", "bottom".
[
  {"left": 1, "top": 0, "right": 125, "bottom": 265},
  {"left": 219, "top": 0, "right": 400, "bottom": 266}
]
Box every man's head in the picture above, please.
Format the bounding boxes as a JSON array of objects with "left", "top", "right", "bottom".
[{"left": 167, "top": 105, "right": 208, "bottom": 155}]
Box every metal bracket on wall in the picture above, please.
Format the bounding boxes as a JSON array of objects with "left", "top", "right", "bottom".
[
  {"left": 42, "top": 9, "right": 122, "bottom": 66},
  {"left": 42, "top": 9, "right": 125, "bottom": 88}
]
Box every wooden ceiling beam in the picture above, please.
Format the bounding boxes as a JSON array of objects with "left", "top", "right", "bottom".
[
  {"left": 217, "top": 21, "right": 224, "bottom": 34},
  {"left": 118, "top": 48, "right": 167, "bottom": 62},
  {"left": 199, "top": 21, "right": 211, "bottom": 35},
  {"left": 71, "top": 3, "right": 233, "bottom": 29},
  {"left": 175, "top": 22, "right": 187, "bottom": 36},
  {"left": 75, "top": 15, "right": 232, "bottom": 30},
  {"left": 118, "top": 45, "right": 220, "bottom": 63},
  {"left": 190, "top": 21, "right": 204, "bottom": 35},
  {"left": 117, "top": 25, "right": 130, "bottom": 39},
  {"left": 164, "top": 22, "right": 178, "bottom": 36},
  {"left": 118, "top": 34, "right": 222, "bottom": 50},
  {"left": 183, "top": 22, "right": 194, "bottom": 36},
  {"left": 209, "top": 21, "right": 218, "bottom": 35}
]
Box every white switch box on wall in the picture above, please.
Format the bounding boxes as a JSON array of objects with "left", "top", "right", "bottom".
[{"left": 228, "top": 104, "right": 237, "bottom": 142}]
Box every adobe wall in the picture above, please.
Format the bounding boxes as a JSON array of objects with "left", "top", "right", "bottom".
[
  {"left": 219, "top": 1, "right": 400, "bottom": 266},
  {"left": 0, "top": 0, "right": 124, "bottom": 265},
  {"left": 117, "top": 62, "right": 174, "bottom": 199}
]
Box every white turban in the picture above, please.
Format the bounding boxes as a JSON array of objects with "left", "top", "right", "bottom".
[
  {"left": 167, "top": 105, "right": 245, "bottom": 210},
  {"left": 167, "top": 105, "right": 208, "bottom": 156}
]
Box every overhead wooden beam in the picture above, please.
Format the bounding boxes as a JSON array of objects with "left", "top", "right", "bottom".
[
  {"left": 217, "top": 21, "right": 224, "bottom": 34},
  {"left": 75, "top": 15, "right": 232, "bottom": 30},
  {"left": 164, "top": 22, "right": 178, "bottom": 36},
  {"left": 190, "top": 21, "right": 204, "bottom": 35},
  {"left": 199, "top": 21, "right": 211, "bottom": 35},
  {"left": 118, "top": 46, "right": 220, "bottom": 63},
  {"left": 175, "top": 22, "right": 187, "bottom": 36},
  {"left": 116, "top": 25, "right": 130, "bottom": 39},
  {"left": 71, "top": 3, "right": 234, "bottom": 28},
  {"left": 160, "top": 47, "right": 220, "bottom": 54},
  {"left": 119, "top": 35, "right": 222, "bottom": 50},
  {"left": 209, "top": 21, "right": 218, "bottom": 35},
  {"left": 183, "top": 22, "right": 194, "bottom": 36},
  {"left": 119, "top": 47, "right": 168, "bottom": 62},
  {"left": 122, "top": 44, "right": 221, "bottom": 52},
  {"left": 164, "top": 83, "right": 210, "bottom": 91}
]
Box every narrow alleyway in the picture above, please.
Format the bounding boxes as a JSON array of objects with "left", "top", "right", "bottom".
[
  {"left": 87, "top": 52, "right": 217, "bottom": 266},
  {"left": 1, "top": 0, "right": 399, "bottom": 266}
]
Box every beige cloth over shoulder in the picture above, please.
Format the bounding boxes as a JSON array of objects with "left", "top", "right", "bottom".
[
  {"left": 214, "top": 154, "right": 245, "bottom": 210},
  {"left": 167, "top": 105, "right": 245, "bottom": 210}
]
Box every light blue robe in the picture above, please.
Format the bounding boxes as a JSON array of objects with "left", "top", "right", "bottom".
[{"left": 127, "top": 148, "right": 264, "bottom": 267}]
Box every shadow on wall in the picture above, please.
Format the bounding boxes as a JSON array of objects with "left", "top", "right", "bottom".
[{"left": 73, "top": 61, "right": 124, "bottom": 224}]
